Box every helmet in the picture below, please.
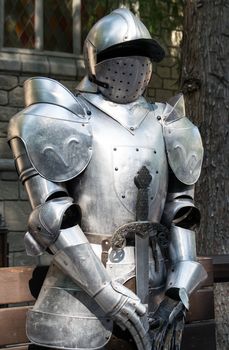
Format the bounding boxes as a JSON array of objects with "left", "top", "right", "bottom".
[{"left": 83, "top": 8, "right": 165, "bottom": 103}]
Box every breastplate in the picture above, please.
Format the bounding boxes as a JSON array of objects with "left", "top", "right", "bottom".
[{"left": 68, "top": 103, "right": 168, "bottom": 236}]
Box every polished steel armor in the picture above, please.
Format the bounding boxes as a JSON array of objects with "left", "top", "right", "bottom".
[
  {"left": 8, "top": 8, "right": 206, "bottom": 350},
  {"left": 95, "top": 56, "right": 152, "bottom": 103}
]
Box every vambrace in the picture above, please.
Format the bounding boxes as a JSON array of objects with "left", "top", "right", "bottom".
[
  {"left": 52, "top": 227, "right": 140, "bottom": 316},
  {"left": 161, "top": 177, "right": 207, "bottom": 308},
  {"left": 27, "top": 196, "right": 143, "bottom": 321},
  {"left": 165, "top": 225, "right": 207, "bottom": 309},
  {"left": 27, "top": 198, "right": 112, "bottom": 299}
]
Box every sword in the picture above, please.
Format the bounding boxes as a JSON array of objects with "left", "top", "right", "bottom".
[{"left": 134, "top": 166, "right": 152, "bottom": 305}]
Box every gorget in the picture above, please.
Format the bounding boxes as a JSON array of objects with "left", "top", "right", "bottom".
[{"left": 80, "top": 92, "right": 154, "bottom": 133}]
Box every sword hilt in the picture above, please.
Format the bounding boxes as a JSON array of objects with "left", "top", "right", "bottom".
[{"left": 134, "top": 166, "right": 152, "bottom": 221}]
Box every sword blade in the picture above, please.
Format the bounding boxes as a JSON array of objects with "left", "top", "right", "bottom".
[{"left": 136, "top": 231, "right": 149, "bottom": 304}]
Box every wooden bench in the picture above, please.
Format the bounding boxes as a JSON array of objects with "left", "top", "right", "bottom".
[
  {"left": 0, "top": 257, "right": 218, "bottom": 350},
  {"left": 0, "top": 266, "right": 35, "bottom": 350},
  {"left": 181, "top": 257, "right": 216, "bottom": 350}
]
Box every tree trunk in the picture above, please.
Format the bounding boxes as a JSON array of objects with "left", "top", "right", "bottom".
[{"left": 181, "top": 1, "right": 229, "bottom": 349}]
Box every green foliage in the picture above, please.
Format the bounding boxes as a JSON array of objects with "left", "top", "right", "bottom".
[
  {"left": 81, "top": 0, "right": 184, "bottom": 42},
  {"left": 138, "top": 0, "right": 184, "bottom": 35}
]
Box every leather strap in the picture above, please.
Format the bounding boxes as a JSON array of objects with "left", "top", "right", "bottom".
[{"left": 85, "top": 232, "right": 111, "bottom": 245}]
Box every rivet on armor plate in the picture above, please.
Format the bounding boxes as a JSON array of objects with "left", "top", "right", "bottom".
[
  {"left": 87, "top": 110, "right": 92, "bottom": 115},
  {"left": 115, "top": 167, "right": 118, "bottom": 171},
  {"left": 113, "top": 148, "right": 117, "bottom": 151},
  {"left": 130, "top": 127, "right": 134, "bottom": 131},
  {"left": 157, "top": 115, "right": 161, "bottom": 120},
  {"left": 154, "top": 150, "right": 157, "bottom": 154}
]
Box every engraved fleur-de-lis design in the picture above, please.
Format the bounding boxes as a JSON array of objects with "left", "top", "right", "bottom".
[{"left": 42, "top": 137, "right": 79, "bottom": 168}]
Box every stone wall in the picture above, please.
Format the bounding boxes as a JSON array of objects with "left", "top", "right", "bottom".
[
  {"left": 0, "top": 31, "right": 181, "bottom": 266},
  {"left": 0, "top": 52, "right": 86, "bottom": 266}
]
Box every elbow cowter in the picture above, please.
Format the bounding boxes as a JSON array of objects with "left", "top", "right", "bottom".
[
  {"left": 25, "top": 197, "right": 81, "bottom": 256},
  {"left": 161, "top": 195, "right": 201, "bottom": 229}
]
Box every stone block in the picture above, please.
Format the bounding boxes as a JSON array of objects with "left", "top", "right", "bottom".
[
  {"left": 157, "top": 66, "right": 171, "bottom": 79},
  {"left": 155, "top": 89, "right": 174, "bottom": 102},
  {"left": 0, "top": 106, "right": 18, "bottom": 121},
  {"left": 159, "top": 56, "right": 177, "bottom": 68},
  {"left": 49, "top": 57, "right": 76, "bottom": 77},
  {"left": 0, "top": 75, "right": 18, "bottom": 90},
  {"left": 9, "top": 86, "right": 24, "bottom": 107},
  {"left": 10, "top": 251, "right": 37, "bottom": 266},
  {"left": 20, "top": 54, "right": 49, "bottom": 74},
  {"left": 0, "top": 137, "right": 12, "bottom": 159},
  {"left": 0, "top": 171, "right": 18, "bottom": 181},
  {"left": 0, "top": 90, "right": 8, "bottom": 105},
  {"left": 0, "top": 201, "right": 4, "bottom": 217},
  {"left": 146, "top": 88, "right": 156, "bottom": 98},
  {"left": 151, "top": 74, "right": 163, "bottom": 89},
  {"left": 19, "top": 76, "right": 33, "bottom": 87},
  {"left": 0, "top": 52, "right": 21, "bottom": 72},
  {"left": 0, "top": 122, "right": 8, "bottom": 137},
  {"left": 171, "top": 66, "right": 179, "bottom": 79},
  {"left": 4, "top": 200, "right": 31, "bottom": 231},
  {"left": 0, "top": 180, "right": 18, "bottom": 200},
  {"left": 7, "top": 231, "right": 25, "bottom": 252},
  {"left": 8, "top": 252, "right": 14, "bottom": 267},
  {"left": 163, "top": 78, "right": 178, "bottom": 91}
]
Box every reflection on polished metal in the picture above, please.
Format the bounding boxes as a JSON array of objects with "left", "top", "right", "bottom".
[
  {"left": 84, "top": 8, "right": 165, "bottom": 82},
  {"left": 8, "top": 80, "right": 93, "bottom": 182},
  {"left": 24, "top": 231, "right": 44, "bottom": 256},
  {"left": 162, "top": 197, "right": 200, "bottom": 228},
  {"left": 166, "top": 225, "right": 207, "bottom": 308},
  {"left": 28, "top": 198, "right": 79, "bottom": 251},
  {"left": 7, "top": 7, "right": 206, "bottom": 350},
  {"left": 169, "top": 226, "right": 197, "bottom": 263},
  {"left": 80, "top": 92, "right": 153, "bottom": 132},
  {"left": 166, "top": 261, "right": 207, "bottom": 305},
  {"left": 27, "top": 263, "right": 113, "bottom": 349},
  {"left": 162, "top": 95, "right": 204, "bottom": 185},
  {"left": 24, "top": 77, "right": 87, "bottom": 116}
]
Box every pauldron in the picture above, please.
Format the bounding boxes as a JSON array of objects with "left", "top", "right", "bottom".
[
  {"left": 162, "top": 94, "right": 204, "bottom": 185},
  {"left": 8, "top": 78, "right": 93, "bottom": 182}
]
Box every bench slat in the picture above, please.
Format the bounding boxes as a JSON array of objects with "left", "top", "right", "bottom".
[
  {"left": 186, "top": 287, "right": 214, "bottom": 322},
  {"left": 0, "top": 346, "right": 29, "bottom": 350},
  {"left": 181, "top": 320, "right": 216, "bottom": 350},
  {"left": 0, "top": 267, "right": 35, "bottom": 304},
  {"left": 0, "top": 306, "right": 30, "bottom": 345}
]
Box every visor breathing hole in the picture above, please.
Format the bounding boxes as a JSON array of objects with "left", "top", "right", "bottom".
[{"left": 95, "top": 56, "right": 152, "bottom": 103}]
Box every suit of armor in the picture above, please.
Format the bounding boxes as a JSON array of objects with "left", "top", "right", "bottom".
[{"left": 8, "top": 9, "right": 206, "bottom": 350}]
